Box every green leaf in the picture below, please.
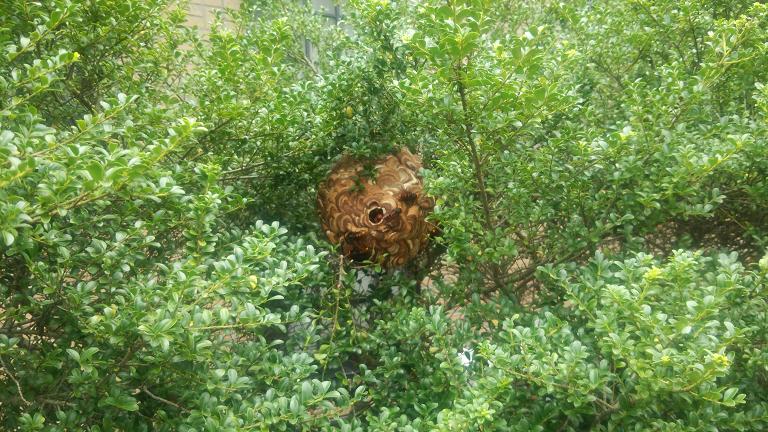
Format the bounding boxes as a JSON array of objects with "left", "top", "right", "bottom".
[
  {"left": 104, "top": 394, "right": 139, "bottom": 412},
  {"left": 66, "top": 349, "right": 80, "bottom": 362},
  {"left": 2, "top": 231, "right": 14, "bottom": 246},
  {"left": 301, "top": 381, "right": 313, "bottom": 401},
  {"left": 722, "top": 387, "right": 740, "bottom": 405},
  {"left": 289, "top": 395, "right": 300, "bottom": 414}
]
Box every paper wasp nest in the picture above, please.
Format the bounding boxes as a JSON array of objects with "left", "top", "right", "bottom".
[{"left": 317, "top": 148, "right": 435, "bottom": 267}]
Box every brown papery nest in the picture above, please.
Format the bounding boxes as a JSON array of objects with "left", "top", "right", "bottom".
[{"left": 317, "top": 148, "right": 436, "bottom": 267}]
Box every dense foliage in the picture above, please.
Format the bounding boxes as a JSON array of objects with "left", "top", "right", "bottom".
[{"left": 1, "top": 0, "right": 766, "bottom": 430}]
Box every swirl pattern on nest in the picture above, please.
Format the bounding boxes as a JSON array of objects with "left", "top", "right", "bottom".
[{"left": 317, "top": 148, "right": 435, "bottom": 267}]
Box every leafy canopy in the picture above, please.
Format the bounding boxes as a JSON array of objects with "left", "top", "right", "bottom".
[{"left": 1, "top": 0, "right": 767, "bottom": 430}]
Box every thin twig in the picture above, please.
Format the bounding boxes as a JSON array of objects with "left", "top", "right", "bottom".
[
  {"left": 323, "top": 255, "right": 345, "bottom": 377},
  {"left": 454, "top": 62, "right": 505, "bottom": 292},
  {"left": 142, "top": 386, "right": 191, "bottom": 413},
  {"left": 0, "top": 355, "right": 30, "bottom": 405},
  {"left": 40, "top": 398, "right": 75, "bottom": 407}
]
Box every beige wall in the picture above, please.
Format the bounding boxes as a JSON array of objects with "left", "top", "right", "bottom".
[
  {"left": 186, "top": 1, "right": 344, "bottom": 34},
  {"left": 187, "top": 0, "right": 242, "bottom": 34}
]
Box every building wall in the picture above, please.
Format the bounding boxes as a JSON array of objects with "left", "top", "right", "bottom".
[
  {"left": 311, "top": 0, "right": 342, "bottom": 22},
  {"left": 186, "top": 1, "right": 344, "bottom": 35},
  {"left": 186, "top": 0, "right": 344, "bottom": 65},
  {"left": 187, "top": 0, "right": 242, "bottom": 35}
]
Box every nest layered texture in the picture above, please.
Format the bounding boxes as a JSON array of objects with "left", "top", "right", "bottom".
[{"left": 317, "top": 148, "right": 435, "bottom": 267}]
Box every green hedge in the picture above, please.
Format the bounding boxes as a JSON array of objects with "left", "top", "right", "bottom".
[{"left": 1, "top": 0, "right": 767, "bottom": 430}]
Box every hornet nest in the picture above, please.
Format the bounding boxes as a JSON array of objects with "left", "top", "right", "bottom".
[{"left": 317, "top": 148, "right": 435, "bottom": 267}]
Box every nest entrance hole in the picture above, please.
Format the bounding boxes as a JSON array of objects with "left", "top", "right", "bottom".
[{"left": 369, "top": 207, "right": 385, "bottom": 224}]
